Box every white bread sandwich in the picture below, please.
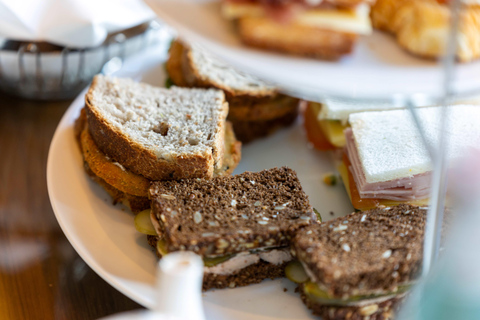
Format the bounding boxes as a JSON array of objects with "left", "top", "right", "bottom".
[
  {"left": 340, "top": 105, "right": 480, "bottom": 210},
  {"left": 221, "top": 0, "right": 374, "bottom": 59},
  {"left": 75, "top": 75, "right": 241, "bottom": 213},
  {"left": 303, "top": 99, "right": 404, "bottom": 151},
  {"left": 371, "top": 0, "right": 480, "bottom": 62},
  {"left": 166, "top": 40, "right": 300, "bottom": 143}
]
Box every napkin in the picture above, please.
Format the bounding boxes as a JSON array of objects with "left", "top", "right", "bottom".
[{"left": 0, "top": 0, "right": 155, "bottom": 48}]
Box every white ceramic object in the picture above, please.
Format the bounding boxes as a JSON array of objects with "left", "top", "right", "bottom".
[
  {"left": 100, "top": 252, "right": 205, "bottom": 320},
  {"left": 144, "top": 0, "right": 480, "bottom": 102},
  {"left": 47, "top": 44, "right": 354, "bottom": 320}
]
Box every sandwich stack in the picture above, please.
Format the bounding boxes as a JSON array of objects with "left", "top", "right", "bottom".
[
  {"left": 288, "top": 204, "right": 428, "bottom": 319},
  {"left": 166, "top": 40, "right": 300, "bottom": 143},
  {"left": 75, "top": 75, "right": 242, "bottom": 213},
  {"left": 147, "top": 167, "right": 318, "bottom": 290}
]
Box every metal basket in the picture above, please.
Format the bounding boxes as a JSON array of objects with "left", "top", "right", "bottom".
[{"left": 0, "top": 20, "right": 170, "bottom": 100}]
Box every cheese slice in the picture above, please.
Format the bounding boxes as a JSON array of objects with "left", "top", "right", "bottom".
[{"left": 221, "top": 2, "right": 372, "bottom": 35}]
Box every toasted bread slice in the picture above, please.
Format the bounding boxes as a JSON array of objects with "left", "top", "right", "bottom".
[
  {"left": 85, "top": 75, "right": 228, "bottom": 181},
  {"left": 237, "top": 16, "right": 357, "bottom": 60}
]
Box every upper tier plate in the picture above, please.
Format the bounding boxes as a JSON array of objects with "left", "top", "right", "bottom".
[{"left": 146, "top": 0, "right": 480, "bottom": 102}]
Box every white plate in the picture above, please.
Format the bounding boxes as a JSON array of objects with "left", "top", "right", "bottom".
[
  {"left": 145, "top": 0, "right": 480, "bottom": 102},
  {"left": 47, "top": 44, "right": 354, "bottom": 320}
]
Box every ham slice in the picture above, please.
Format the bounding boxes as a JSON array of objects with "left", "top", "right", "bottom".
[{"left": 344, "top": 128, "right": 431, "bottom": 201}]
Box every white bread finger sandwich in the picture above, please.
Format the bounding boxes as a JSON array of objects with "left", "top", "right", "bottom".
[{"left": 340, "top": 105, "right": 480, "bottom": 210}]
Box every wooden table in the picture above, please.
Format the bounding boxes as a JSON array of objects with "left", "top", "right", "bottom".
[{"left": 0, "top": 92, "right": 142, "bottom": 319}]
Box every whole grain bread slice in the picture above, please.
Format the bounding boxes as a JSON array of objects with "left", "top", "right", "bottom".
[
  {"left": 149, "top": 167, "right": 317, "bottom": 257},
  {"left": 292, "top": 205, "right": 427, "bottom": 299},
  {"left": 85, "top": 75, "right": 228, "bottom": 181},
  {"left": 74, "top": 107, "right": 241, "bottom": 213},
  {"left": 167, "top": 40, "right": 299, "bottom": 108}
]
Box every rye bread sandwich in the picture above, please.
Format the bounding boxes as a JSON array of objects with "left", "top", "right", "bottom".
[
  {"left": 287, "top": 204, "right": 428, "bottom": 320},
  {"left": 144, "top": 167, "right": 318, "bottom": 290},
  {"left": 75, "top": 75, "right": 241, "bottom": 213},
  {"left": 166, "top": 40, "right": 299, "bottom": 143},
  {"left": 220, "top": 0, "right": 373, "bottom": 59}
]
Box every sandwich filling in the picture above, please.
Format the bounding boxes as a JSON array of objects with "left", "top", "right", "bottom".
[
  {"left": 345, "top": 128, "right": 431, "bottom": 201},
  {"left": 286, "top": 260, "right": 411, "bottom": 307},
  {"left": 222, "top": 1, "right": 372, "bottom": 34}
]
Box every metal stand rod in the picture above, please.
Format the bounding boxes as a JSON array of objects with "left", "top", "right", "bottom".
[{"left": 420, "top": 0, "right": 461, "bottom": 277}]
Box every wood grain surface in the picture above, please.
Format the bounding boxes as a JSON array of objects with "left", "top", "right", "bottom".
[{"left": 0, "top": 92, "right": 142, "bottom": 319}]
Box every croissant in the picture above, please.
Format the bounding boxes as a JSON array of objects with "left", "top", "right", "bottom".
[{"left": 371, "top": 0, "right": 480, "bottom": 62}]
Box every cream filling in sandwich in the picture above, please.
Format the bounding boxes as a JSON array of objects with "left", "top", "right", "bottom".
[
  {"left": 221, "top": 2, "right": 372, "bottom": 34},
  {"left": 150, "top": 211, "right": 292, "bottom": 275}
]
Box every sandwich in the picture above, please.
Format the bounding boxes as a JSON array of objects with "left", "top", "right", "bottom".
[
  {"left": 371, "top": 0, "right": 480, "bottom": 62},
  {"left": 220, "top": 0, "right": 374, "bottom": 59},
  {"left": 74, "top": 75, "right": 241, "bottom": 213},
  {"left": 287, "top": 204, "right": 427, "bottom": 319},
  {"left": 340, "top": 105, "right": 480, "bottom": 210},
  {"left": 303, "top": 99, "right": 402, "bottom": 151},
  {"left": 166, "top": 40, "right": 300, "bottom": 143},
  {"left": 144, "top": 167, "right": 318, "bottom": 290}
]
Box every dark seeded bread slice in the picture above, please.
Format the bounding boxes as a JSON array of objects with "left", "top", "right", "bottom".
[
  {"left": 292, "top": 205, "right": 427, "bottom": 299},
  {"left": 149, "top": 167, "right": 317, "bottom": 256},
  {"left": 298, "top": 283, "right": 403, "bottom": 320},
  {"left": 147, "top": 235, "right": 286, "bottom": 290},
  {"left": 85, "top": 75, "right": 228, "bottom": 181}
]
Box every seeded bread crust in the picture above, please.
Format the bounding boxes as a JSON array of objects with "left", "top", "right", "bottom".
[
  {"left": 298, "top": 284, "right": 403, "bottom": 320},
  {"left": 230, "top": 107, "right": 298, "bottom": 143},
  {"left": 237, "top": 17, "right": 357, "bottom": 60},
  {"left": 292, "top": 205, "right": 426, "bottom": 298},
  {"left": 85, "top": 75, "right": 228, "bottom": 181},
  {"left": 149, "top": 167, "right": 317, "bottom": 256}
]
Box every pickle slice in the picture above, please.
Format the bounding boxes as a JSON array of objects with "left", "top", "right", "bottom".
[
  {"left": 203, "top": 254, "right": 234, "bottom": 267},
  {"left": 313, "top": 208, "right": 322, "bottom": 223},
  {"left": 134, "top": 209, "right": 157, "bottom": 235},
  {"left": 304, "top": 281, "right": 412, "bottom": 306},
  {"left": 156, "top": 238, "right": 169, "bottom": 257},
  {"left": 285, "top": 260, "right": 309, "bottom": 283}
]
